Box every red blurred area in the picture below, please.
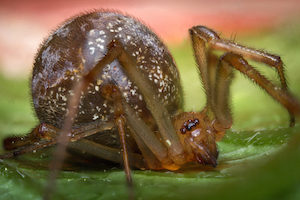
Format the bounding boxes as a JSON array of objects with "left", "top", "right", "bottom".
[{"left": 0, "top": 0, "right": 299, "bottom": 77}]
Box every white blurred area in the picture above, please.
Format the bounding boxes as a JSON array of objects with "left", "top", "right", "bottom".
[
  {"left": 0, "top": 0, "right": 299, "bottom": 77},
  {"left": 0, "top": 13, "right": 45, "bottom": 77}
]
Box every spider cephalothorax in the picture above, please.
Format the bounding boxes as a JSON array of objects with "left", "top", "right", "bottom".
[{"left": 173, "top": 110, "right": 223, "bottom": 167}]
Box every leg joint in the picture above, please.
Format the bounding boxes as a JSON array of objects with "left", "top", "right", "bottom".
[{"left": 189, "top": 26, "right": 220, "bottom": 42}]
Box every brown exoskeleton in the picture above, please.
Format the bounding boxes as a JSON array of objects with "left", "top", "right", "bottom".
[{"left": 1, "top": 10, "right": 300, "bottom": 199}]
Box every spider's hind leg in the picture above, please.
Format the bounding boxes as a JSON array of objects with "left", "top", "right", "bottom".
[{"left": 1, "top": 123, "right": 59, "bottom": 159}]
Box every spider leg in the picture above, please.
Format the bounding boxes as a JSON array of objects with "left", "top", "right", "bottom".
[
  {"left": 100, "top": 82, "right": 166, "bottom": 199},
  {"left": 122, "top": 98, "right": 175, "bottom": 169},
  {"left": 190, "top": 26, "right": 288, "bottom": 89},
  {"left": 102, "top": 84, "right": 134, "bottom": 187},
  {"left": 97, "top": 40, "right": 183, "bottom": 168},
  {"left": 219, "top": 52, "right": 300, "bottom": 115},
  {"left": 0, "top": 121, "right": 114, "bottom": 159},
  {"left": 115, "top": 116, "right": 135, "bottom": 200},
  {"left": 212, "top": 53, "right": 234, "bottom": 135},
  {"left": 190, "top": 26, "right": 300, "bottom": 127},
  {"left": 206, "top": 51, "right": 219, "bottom": 104},
  {"left": 109, "top": 41, "right": 185, "bottom": 164},
  {"left": 1, "top": 124, "right": 144, "bottom": 168},
  {"left": 189, "top": 31, "right": 213, "bottom": 111},
  {"left": 116, "top": 117, "right": 132, "bottom": 182},
  {"left": 0, "top": 139, "right": 56, "bottom": 160},
  {"left": 100, "top": 81, "right": 173, "bottom": 170},
  {"left": 192, "top": 48, "right": 231, "bottom": 139},
  {"left": 190, "top": 31, "right": 233, "bottom": 130},
  {"left": 126, "top": 126, "right": 162, "bottom": 170},
  {"left": 89, "top": 40, "right": 185, "bottom": 165},
  {"left": 0, "top": 123, "right": 60, "bottom": 160},
  {"left": 2, "top": 123, "right": 58, "bottom": 151},
  {"left": 68, "top": 139, "right": 145, "bottom": 168}
]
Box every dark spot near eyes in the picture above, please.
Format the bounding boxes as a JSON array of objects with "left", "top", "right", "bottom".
[{"left": 180, "top": 127, "right": 186, "bottom": 134}]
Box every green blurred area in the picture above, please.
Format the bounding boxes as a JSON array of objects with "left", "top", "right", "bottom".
[{"left": 0, "top": 22, "right": 300, "bottom": 199}]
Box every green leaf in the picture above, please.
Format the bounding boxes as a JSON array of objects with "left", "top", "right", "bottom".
[{"left": 1, "top": 22, "right": 300, "bottom": 200}]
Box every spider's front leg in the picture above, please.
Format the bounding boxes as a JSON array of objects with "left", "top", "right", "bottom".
[{"left": 190, "top": 26, "right": 300, "bottom": 129}]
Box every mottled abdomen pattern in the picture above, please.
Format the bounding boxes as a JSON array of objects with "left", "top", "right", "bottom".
[{"left": 31, "top": 11, "right": 182, "bottom": 129}]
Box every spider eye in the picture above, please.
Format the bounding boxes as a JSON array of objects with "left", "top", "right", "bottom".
[{"left": 180, "top": 118, "right": 200, "bottom": 134}]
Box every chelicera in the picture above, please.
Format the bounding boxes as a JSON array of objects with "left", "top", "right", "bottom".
[{"left": 1, "top": 10, "right": 300, "bottom": 196}]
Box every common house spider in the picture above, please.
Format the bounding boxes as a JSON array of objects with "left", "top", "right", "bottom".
[{"left": 1, "top": 10, "right": 300, "bottom": 198}]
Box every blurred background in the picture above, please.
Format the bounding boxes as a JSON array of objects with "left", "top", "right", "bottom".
[
  {"left": 1, "top": 1, "right": 300, "bottom": 200},
  {"left": 0, "top": 0, "right": 300, "bottom": 77}
]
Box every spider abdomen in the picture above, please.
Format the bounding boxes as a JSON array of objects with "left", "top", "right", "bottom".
[{"left": 31, "top": 11, "right": 182, "bottom": 128}]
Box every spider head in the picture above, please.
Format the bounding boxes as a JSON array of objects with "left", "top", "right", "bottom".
[{"left": 174, "top": 111, "right": 221, "bottom": 167}]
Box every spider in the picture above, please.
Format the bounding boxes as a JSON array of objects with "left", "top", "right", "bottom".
[{"left": 1, "top": 10, "right": 300, "bottom": 199}]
